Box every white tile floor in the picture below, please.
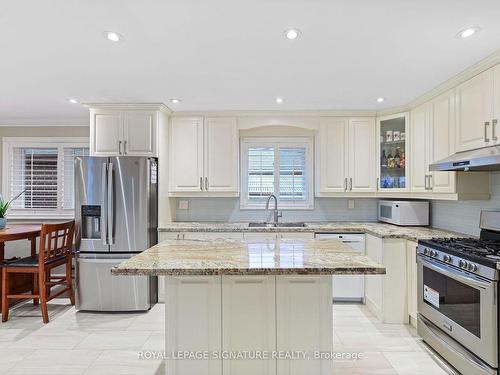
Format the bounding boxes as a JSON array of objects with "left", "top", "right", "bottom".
[{"left": 0, "top": 301, "right": 457, "bottom": 375}]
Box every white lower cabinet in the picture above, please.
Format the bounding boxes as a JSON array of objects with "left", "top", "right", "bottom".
[
  {"left": 165, "top": 275, "right": 333, "bottom": 375},
  {"left": 222, "top": 276, "right": 276, "bottom": 375},
  {"left": 276, "top": 276, "right": 333, "bottom": 375},
  {"left": 406, "top": 240, "right": 418, "bottom": 327},
  {"left": 165, "top": 276, "right": 222, "bottom": 375},
  {"left": 364, "top": 234, "right": 408, "bottom": 324}
]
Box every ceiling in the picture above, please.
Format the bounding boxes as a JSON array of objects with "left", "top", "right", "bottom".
[{"left": 2, "top": 0, "right": 500, "bottom": 124}]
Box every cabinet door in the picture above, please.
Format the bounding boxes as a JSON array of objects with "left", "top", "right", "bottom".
[
  {"left": 377, "top": 113, "right": 408, "bottom": 191},
  {"left": 348, "top": 118, "right": 376, "bottom": 192},
  {"left": 91, "top": 112, "right": 123, "bottom": 156},
  {"left": 456, "top": 69, "right": 494, "bottom": 152},
  {"left": 493, "top": 64, "right": 500, "bottom": 144},
  {"left": 364, "top": 234, "right": 383, "bottom": 321},
  {"left": 410, "top": 104, "right": 430, "bottom": 192},
  {"left": 165, "top": 276, "right": 222, "bottom": 375},
  {"left": 276, "top": 276, "right": 332, "bottom": 375},
  {"left": 430, "top": 90, "right": 457, "bottom": 193},
  {"left": 317, "top": 117, "right": 348, "bottom": 193},
  {"left": 204, "top": 117, "right": 239, "bottom": 193},
  {"left": 222, "top": 276, "right": 276, "bottom": 375},
  {"left": 123, "top": 111, "right": 157, "bottom": 156},
  {"left": 170, "top": 117, "right": 204, "bottom": 192}
]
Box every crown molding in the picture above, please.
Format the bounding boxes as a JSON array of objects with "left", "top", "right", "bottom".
[
  {"left": 84, "top": 102, "right": 172, "bottom": 114},
  {"left": 170, "top": 109, "right": 377, "bottom": 117}
]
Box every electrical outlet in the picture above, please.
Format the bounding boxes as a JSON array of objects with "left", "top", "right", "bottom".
[
  {"left": 178, "top": 200, "right": 189, "bottom": 210},
  {"left": 348, "top": 200, "right": 355, "bottom": 209}
]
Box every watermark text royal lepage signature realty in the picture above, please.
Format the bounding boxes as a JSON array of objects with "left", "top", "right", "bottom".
[{"left": 138, "top": 350, "right": 363, "bottom": 361}]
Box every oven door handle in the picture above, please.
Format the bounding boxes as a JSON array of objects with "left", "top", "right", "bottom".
[{"left": 419, "top": 256, "right": 492, "bottom": 290}]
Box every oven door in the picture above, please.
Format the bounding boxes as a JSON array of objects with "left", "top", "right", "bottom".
[{"left": 417, "top": 255, "right": 498, "bottom": 368}]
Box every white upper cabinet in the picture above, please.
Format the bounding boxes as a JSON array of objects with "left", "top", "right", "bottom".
[
  {"left": 92, "top": 112, "right": 123, "bottom": 156},
  {"left": 455, "top": 69, "right": 494, "bottom": 152},
  {"left": 317, "top": 117, "right": 348, "bottom": 193},
  {"left": 169, "top": 117, "right": 204, "bottom": 192},
  {"left": 123, "top": 111, "right": 157, "bottom": 156},
  {"left": 377, "top": 113, "right": 409, "bottom": 191},
  {"left": 204, "top": 118, "right": 239, "bottom": 193},
  {"left": 494, "top": 64, "right": 500, "bottom": 144},
  {"left": 169, "top": 117, "right": 239, "bottom": 196},
  {"left": 348, "top": 118, "right": 377, "bottom": 192},
  {"left": 409, "top": 104, "right": 430, "bottom": 192},
  {"left": 316, "top": 117, "right": 376, "bottom": 194},
  {"left": 429, "top": 90, "right": 456, "bottom": 193},
  {"left": 90, "top": 105, "right": 165, "bottom": 157}
]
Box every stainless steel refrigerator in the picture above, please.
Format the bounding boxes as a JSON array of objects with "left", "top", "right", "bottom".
[{"left": 74, "top": 156, "right": 158, "bottom": 311}]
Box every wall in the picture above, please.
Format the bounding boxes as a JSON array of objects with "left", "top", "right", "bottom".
[
  {"left": 173, "top": 197, "right": 378, "bottom": 222},
  {"left": 431, "top": 172, "right": 500, "bottom": 236}
]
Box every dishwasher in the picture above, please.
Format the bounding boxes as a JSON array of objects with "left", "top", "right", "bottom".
[{"left": 314, "top": 233, "right": 365, "bottom": 302}]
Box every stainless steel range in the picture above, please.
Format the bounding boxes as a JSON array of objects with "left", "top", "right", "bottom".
[{"left": 417, "top": 211, "right": 500, "bottom": 375}]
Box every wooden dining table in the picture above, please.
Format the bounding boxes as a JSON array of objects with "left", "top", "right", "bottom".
[{"left": 0, "top": 224, "right": 42, "bottom": 313}]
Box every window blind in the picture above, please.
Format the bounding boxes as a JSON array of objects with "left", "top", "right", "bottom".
[
  {"left": 279, "top": 147, "right": 307, "bottom": 202},
  {"left": 9, "top": 148, "right": 58, "bottom": 209},
  {"left": 8, "top": 145, "right": 89, "bottom": 212},
  {"left": 247, "top": 147, "right": 275, "bottom": 200}
]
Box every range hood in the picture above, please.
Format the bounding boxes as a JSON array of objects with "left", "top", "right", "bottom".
[{"left": 429, "top": 145, "right": 500, "bottom": 171}]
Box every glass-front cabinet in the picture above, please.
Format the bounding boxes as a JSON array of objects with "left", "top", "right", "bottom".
[{"left": 377, "top": 113, "right": 409, "bottom": 191}]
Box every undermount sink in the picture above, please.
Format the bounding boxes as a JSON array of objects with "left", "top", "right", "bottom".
[{"left": 248, "top": 222, "right": 307, "bottom": 228}]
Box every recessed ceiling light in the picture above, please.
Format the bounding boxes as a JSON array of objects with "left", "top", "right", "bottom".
[
  {"left": 284, "top": 29, "right": 301, "bottom": 40},
  {"left": 376, "top": 97, "right": 385, "bottom": 103},
  {"left": 103, "top": 31, "right": 122, "bottom": 42},
  {"left": 170, "top": 98, "right": 182, "bottom": 104},
  {"left": 457, "top": 27, "right": 481, "bottom": 39},
  {"left": 276, "top": 97, "right": 284, "bottom": 104},
  {"left": 68, "top": 98, "right": 78, "bottom": 104}
]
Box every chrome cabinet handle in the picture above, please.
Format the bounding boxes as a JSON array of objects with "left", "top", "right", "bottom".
[
  {"left": 376, "top": 177, "right": 379, "bottom": 191},
  {"left": 344, "top": 178, "right": 348, "bottom": 191},
  {"left": 424, "top": 175, "right": 428, "bottom": 190},
  {"left": 429, "top": 174, "right": 433, "bottom": 190},
  {"left": 493, "top": 119, "right": 498, "bottom": 141},
  {"left": 484, "top": 121, "right": 490, "bottom": 142},
  {"left": 349, "top": 177, "right": 353, "bottom": 191},
  {"left": 124, "top": 140, "right": 127, "bottom": 155},
  {"left": 199, "top": 177, "right": 203, "bottom": 190},
  {"left": 205, "top": 177, "right": 209, "bottom": 191},
  {"left": 118, "top": 141, "right": 122, "bottom": 155}
]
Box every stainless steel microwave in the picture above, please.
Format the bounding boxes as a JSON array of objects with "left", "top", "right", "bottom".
[{"left": 378, "top": 200, "right": 429, "bottom": 226}]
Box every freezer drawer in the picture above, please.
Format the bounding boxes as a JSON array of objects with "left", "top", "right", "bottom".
[{"left": 76, "top": 258, "right": 153, "bottom": 312}]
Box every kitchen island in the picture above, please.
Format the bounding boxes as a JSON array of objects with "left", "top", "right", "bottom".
[{"left": 112, "top": 237, "right": 385, "bottom": 375}]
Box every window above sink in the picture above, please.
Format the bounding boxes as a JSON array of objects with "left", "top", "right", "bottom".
[{"left": 240, "top": 137, "right": 314, "bottom": 210}]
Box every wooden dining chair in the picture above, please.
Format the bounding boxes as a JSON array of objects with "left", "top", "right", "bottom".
[{"left": 1, "top": 221, "right": 75, "bottom": 323}]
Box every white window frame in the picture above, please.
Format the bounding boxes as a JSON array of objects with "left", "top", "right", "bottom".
[
  {"left": 2, "top": 137, "right": 89, "bottom": 219},
  {"left": 240, "top": 137, "right": 314, "bottom": 210}
]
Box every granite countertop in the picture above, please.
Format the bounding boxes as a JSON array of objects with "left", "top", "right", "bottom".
[
  {"left": 111, "top": 238, "right": 386, "bottom": 276},
  {"left": 158, "top": 222, "right": 468, "bottom": 242}
]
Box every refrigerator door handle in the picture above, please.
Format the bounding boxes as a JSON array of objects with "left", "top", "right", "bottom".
[
  {"left": 107, "top": 162, "right": 114, "bottom": 245},
  {"left": 101, "top": 162, "right": 108, "bottom": 245}
]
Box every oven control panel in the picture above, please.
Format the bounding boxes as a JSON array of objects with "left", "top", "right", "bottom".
[{"left": 417, "top": 245, "right": 496, "bottom": 280}]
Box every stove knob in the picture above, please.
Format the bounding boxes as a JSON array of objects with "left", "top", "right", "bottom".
[
  {"left": 443, "top": 255, "right": 452, "bottom": 263},
  {"left": 459, "top": 260, "right": 468, "bottom": 269},
  {"left": 423, "top": 248, "right": 430, "bottom": 255},
  {"left": 467, "top": 263, "right": 478, "bottom": 272}
]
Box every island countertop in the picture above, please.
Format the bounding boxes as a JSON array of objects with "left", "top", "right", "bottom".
[{"left": 111, "top": 238, "right": 386, "bottom": 276}]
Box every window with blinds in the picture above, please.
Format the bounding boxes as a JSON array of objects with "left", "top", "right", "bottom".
[
  {"left": 4, "top": 140, "right": 89, "bottom": 216},
  {"left": 241, "top": 138, "right": 313, "bottom": 209}
]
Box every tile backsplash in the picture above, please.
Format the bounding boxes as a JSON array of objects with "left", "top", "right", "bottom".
[
  {"left": 173, "top": 172, "right": 500, "bottom": 236},
  {"left": 431, "top": 172, "right": 500, "bottom": 236},
  {"left": 174, "top": 198, "right": 378, "bottom": 223}
]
